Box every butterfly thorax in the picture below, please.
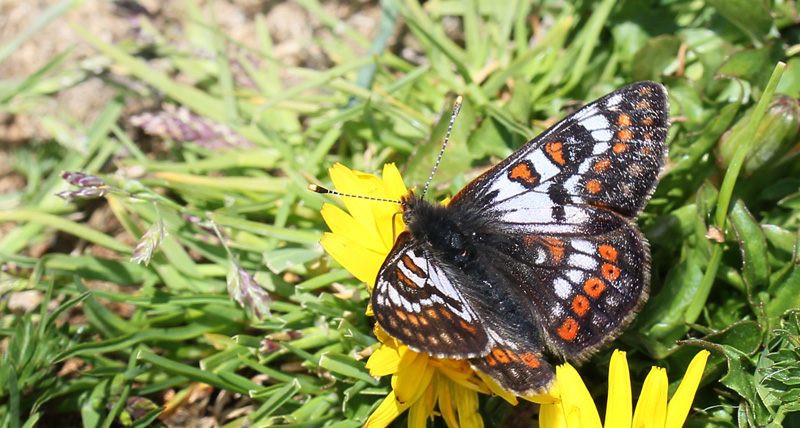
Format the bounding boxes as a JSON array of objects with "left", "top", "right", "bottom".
[{"left": 401, "top": 192, "right": 485, "bottom": 267}]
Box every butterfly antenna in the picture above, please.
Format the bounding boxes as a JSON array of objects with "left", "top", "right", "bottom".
[
  {"left": 308, "top": 184, "right": 405, "bottom": 205},
  {"left": 421, "top": 96, "right": 463, "bottom": 198}
]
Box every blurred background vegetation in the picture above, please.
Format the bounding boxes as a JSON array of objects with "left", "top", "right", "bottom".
[{"left": 2, "top": 0, "right": 800, "bottom": 426}]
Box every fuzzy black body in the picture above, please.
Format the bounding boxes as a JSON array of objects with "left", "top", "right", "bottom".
[{"left": 370, "top": 81, "right": 669, "bottom": 395}]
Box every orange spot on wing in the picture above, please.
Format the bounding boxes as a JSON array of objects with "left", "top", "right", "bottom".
[
  {"left": 586, "top": 180, "right": 602, "bottom": 194},
  {"left": 492, "top": 348, "right": 511, "bottom": 364},
  {"left": 542, "top": 237, "right": 565, "bottom": 263},
  {"left": 617, "top": 114, "right": 632, "bottom": 127},
  {"left": 613, "top": 142, "right": 628, "bottom": 153},
  {"left": 460, "top": 320, "right": 477, "bottom": 335},
  {"left": 617, "top": 129, "right": 634, "bottom": 141},
  {"left": 395, "top": 309, "right": 408, "bottom": 321},
  {"left": 401, "top": 255, "right": 426, "bottom": 278},
  {"left": 572, "top": 295, "right": 590, "bottom": 317},
  {"left": 407, "top": 313, "right": 420, "bottom": 326},
  {"left": 558, "top": 318, "right": 579, "bottom": 341},
  {"left": 546, "top": 142, "right": 566, "bottom": 165},
  {"left": 523, "top": 235, "right": 537, "bottom": 247},
  {"left": 509, "top": 162, "right": 538, "bottom": 184},
  {"left": 520, "top": 352, "right": 541, "bottom": 368},
  {"left": 584, "top": 277, "right": 606, "bottom": 298},
  {"left": 485, "top": 354, "right": 498, "bottom": 366},
  {"left": 425, "top": 308, "right": 439, "bottom": 319},
  {"left": 594, "top": 158, "right": 611, "bottom": 172},
  {"left": 641, "top": 116, "right": 654, "bottom": 126},
  {"left": 599, "top": 244, "right": 618, "bottom": 261},
  {"left": 396, "top": 269, "right": 417, "bottom": 289},
  {"left": 638, "top": 87, "right": 653, "bottom": 96},
  {"left": 636, "top": 100, "right": 650, "bottom": 110},
  {"left": 602, "top": 263, "right": 621, "bottom": 281}
]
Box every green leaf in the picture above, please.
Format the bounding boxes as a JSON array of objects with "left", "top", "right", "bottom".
[
  {"left": 706, "top": 0, "right": 774, "bottom": 46},
  {"left": 729, "top": 199, "right": 769, "bottom": 290},
  {"left": 631, "top": 35, "right": 681, "bottom": 81},
  {"left": 318, "top": 352, "right": 379, "bottom": 386}
]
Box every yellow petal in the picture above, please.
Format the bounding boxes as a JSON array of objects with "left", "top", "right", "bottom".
[
  {"left": 453, "top": 379, "right": 484, "bottom": 428},
  {"left": 437, "top": 376, "right": 460, "bottom": 428},
  {"left": 381, "top": 163, "right": 408, "bottom": 200},
  {"left": 366, "top": 342, "right": 418, "bottom": 377},
  {"left": 392, "top": 352, "right": 434, "bottom": 404},
  {"left": 427, "top": 359, "right": 489, "bottom": 395},
  {"left": 522, "top": 388, "right": 560, "bottom": 405},
  {"left": 371, "top": 165, "right": 408, "bottom": 249},
  {"left": 474, "top": 371, "right": 518, "bottom": 405},
  {"left": 329, "top": 164, "right": 382, "bottom": 232},
  {"left": 540, "top": 402, "right": 568, "bottom": 428},
  {"left": 606, "top": 350, "right": 632, "bottom": 428},
  {"left": 365, "top": 390, "right": 412, "bottom": 428},
  {"left": 329, "top": 163, "right": 400, "bottom": 252},
  {"left": 408, "top": 381, "right": 436, "bottom": 428},
  {"left": 319, "top": 232, "right": 385, "bottom": 287},
  {"left": 556, "top": 363, "right": 602, "bottom": 428},
  {"left": 632, "top": 367, "right": 668, "bottom": 428},
  {"left": 320, "top": 203, "right": 386, "bottom": 254},
  {"left": 665, "top": 350, "right": 710, "bottom": 428}
]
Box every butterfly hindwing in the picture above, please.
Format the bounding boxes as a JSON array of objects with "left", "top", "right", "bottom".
[
  {"left": 372, "top": 232, "right": 490, "bottom": 358},
  {"left": 469, "top": 339, "right": 554, "bottom": 396},
  {"left": 499, "top": 210, "right": 649, "bottom": 360}
]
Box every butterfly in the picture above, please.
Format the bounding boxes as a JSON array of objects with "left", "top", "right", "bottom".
[{"left": 371, "top": 81, "right": 669, "bottom": 395}]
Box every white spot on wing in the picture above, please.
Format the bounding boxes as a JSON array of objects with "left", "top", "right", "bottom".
[
  {"left": 528, "top": 149, "right": 560, "bottom": 181},
  {"left": 571, "top": 240, "right": 595, "bottom": 254},
  {"left": 578, "top": 157, "right": 596, "bottom": 174},
  {"left": 495, "top": 195, "right": 558, "bottom": 223},
  {"left": 573, "top": 105, "right": 598, "bottom": 120},
  {"left": 534, "top": 248, "right": 547, "bottom": 265},
  {"left": 566, "top": 269, "right": 584, "bottom": 284},
  {"left": 581, "top": 115, "right": 609, "bottom": 131},
  {"left": 563, "top": 173, "right": 581, "bottom": 194},
  {"left": 554, "top": 278, "right": 571, "bottom": 299},
  {"left": 591, "top": 129, "right": 613, "bottom": 142},
  {"left": 606, "top": 93, "right": 623, "bottom": 107},
  {"left": 592, "top": 142, "right": 610, "bottom": 154},
  {"left": 568, "top": 253, "right": 598, "bottom": 271}
]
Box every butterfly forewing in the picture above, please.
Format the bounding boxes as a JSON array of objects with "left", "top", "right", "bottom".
[
  {"left": 450, "top": 81, "right": 668, "bottom": 219},
  {"left": 372, "top": 232, "right": 490, "bottom": 358}
]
